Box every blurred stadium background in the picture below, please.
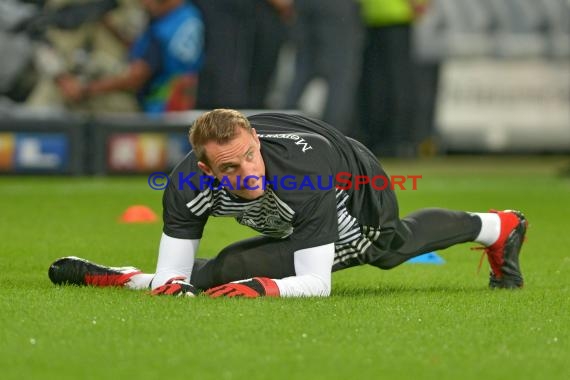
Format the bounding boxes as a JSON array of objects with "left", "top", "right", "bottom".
[{"left": 0, "top": 0, "right": 568, "bottom": 174}]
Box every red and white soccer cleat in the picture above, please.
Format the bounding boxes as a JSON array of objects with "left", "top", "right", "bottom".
[
  {"left": 48, "top": 256, "right": 141, "bottom": 287},
  {"left": 480, "top": 210, "right": 528, "bottom": 289}
]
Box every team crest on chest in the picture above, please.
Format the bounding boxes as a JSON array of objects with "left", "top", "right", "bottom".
[{"left": 235, "top": 190, "right": 294, "bottom": 238}]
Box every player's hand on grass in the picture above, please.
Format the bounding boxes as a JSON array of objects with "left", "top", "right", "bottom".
[
  {"left": 205, "top": 277, "right": 280, "bottom": 298},
  {"left": 151, "top": 276, "right": 198, "bottom": 297}
]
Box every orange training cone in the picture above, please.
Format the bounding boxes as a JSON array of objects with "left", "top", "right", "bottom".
[{"left": 119, "top": 205, "right": 159, "bottom": 223}]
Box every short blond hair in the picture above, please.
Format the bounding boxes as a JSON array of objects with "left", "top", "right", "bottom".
[{"left": 189, "top": 109, "right": 252, "bottom": 163}]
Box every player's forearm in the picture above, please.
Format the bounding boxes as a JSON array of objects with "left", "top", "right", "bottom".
[
  {"left": 275, "top": 243, "right": 334, "bottom": 297},
  {"left": 86, "top": 76, "right": 132, "bottom": 95},
  {"left": 274, "top": 273, "right": 331, "bottom": 297},
  {"left": 151, "top": 233, "right": 199, "bottom": 289},
  {"left": 86, "top": 60, "right": 151, "bottom": 96},
  {"left": 205, "top": 243, "right": 335, "bottom": 298}
]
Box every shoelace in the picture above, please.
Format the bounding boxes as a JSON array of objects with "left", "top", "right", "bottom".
[
  {"left": 471, "top": 246, "right": 501, "bottom": 276},
  {"left": 471, "top": 234, "right": 528, "bottom": 276}
]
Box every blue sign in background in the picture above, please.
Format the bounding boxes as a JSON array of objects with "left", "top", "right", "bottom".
[{"left": 14, "top": 133, "right": 69, "bottom": 172}]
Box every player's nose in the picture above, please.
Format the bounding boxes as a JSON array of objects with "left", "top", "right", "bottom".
[{"left": 241, "top": 160, "right": 261, "bottom": 178}]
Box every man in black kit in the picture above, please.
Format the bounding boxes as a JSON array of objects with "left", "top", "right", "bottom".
[{"left": 49, "top": 109, "right": 528, "bottom": 297}]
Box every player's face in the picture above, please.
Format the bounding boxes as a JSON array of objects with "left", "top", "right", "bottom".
[{"left": 198, "top": 128, "right": 266, "bottom": 200}]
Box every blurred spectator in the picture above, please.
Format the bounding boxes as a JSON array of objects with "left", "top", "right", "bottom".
[
  {"left": 51, "top": 0, "right": 204, "bottom": 114},
  {"left": 0, "top": 0, "right": 40, "bottom": 104},
  {"left": 284, "top": 0, "right": 363, "bottom": 134},
  {"left": 357, "top": 0, "right": 428, "bottom": 157},
  {"left": 194, "top": 0, "right": 290, "bottom": 109},
  {"left": 193, "top": 0, "right": 254, "bottom": 109},
  {"left": 412, "top": 0, "right": 443, "bottom": 157},
  {"left": 247, "top": 0, "right": 292, "bottom": 108},
  {"left": 26, "top": 0, "right": 146, "bottom": 113}
]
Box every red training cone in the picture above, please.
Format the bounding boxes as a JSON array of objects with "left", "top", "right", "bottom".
[{"left": 119, "top": 205, "right": 158, "bottom": 223}]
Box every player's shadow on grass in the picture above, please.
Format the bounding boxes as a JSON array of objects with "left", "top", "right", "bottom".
[{"left": 334, "top": 285, "right": 490, "bottom": 297}]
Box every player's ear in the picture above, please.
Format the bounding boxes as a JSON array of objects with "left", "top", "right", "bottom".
[
  {"left": 198, "top": 161, "right": 213, "bottom": 176},
  {"left": 251, "top": 128, "right": 260, "bottom": 147}
]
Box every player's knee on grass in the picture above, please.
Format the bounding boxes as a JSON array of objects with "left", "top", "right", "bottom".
[
  {"left": 190, "top": 249, "right": 249, "bottom": 290},
  {"left": 191, "top": 240, "right": 296, "bottom": 290}
]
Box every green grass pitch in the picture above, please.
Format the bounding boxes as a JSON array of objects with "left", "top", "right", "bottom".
[{"left": 0, "top": 156, "right": 568, "bottom": 380}]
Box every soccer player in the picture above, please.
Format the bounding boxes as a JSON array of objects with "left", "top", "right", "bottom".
[{"left": 48, "top": 109, "right": 527, "bottom": 297}]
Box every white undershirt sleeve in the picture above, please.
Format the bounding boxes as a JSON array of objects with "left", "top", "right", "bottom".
[
  {"left": 150, "top": 233, "right": 199, "bottom": 290},
  {"left": 274, "top": 243, "right": 334, "bottom": 297}
]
